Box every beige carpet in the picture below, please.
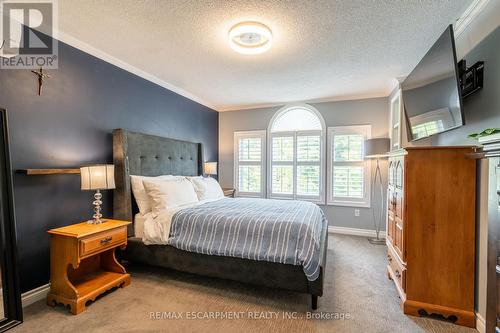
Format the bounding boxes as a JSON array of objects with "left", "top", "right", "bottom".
[{"left": 14, "top": 234, "right": 477, "bottom": 333}]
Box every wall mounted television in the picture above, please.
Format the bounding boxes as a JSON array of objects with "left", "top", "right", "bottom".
[{"left": 402, "top": 25, "right": 464, "bottom": 141}]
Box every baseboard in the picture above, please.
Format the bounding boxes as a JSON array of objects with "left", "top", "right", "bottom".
[
  {"left": 476, "top": 312, "right": 486, "bottom": 333},
  {"left": 328, "top": 226, "right": 386, "bottom": 238},
  {"left": 21, "top": 283, "right": 50, "bottom": 308}
]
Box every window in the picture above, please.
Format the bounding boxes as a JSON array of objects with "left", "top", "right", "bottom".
[
  {"left": 268, "top": 104, "right": 325, "bottom": 203},
  {"left": 234, "top": 131, "right": 266, "bottom": 197},
  {"left": 327, "top": 125, "right": 371, "bottom": 207}
]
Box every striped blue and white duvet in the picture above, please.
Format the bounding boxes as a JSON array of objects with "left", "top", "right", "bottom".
[{"left": 167, "top": 197, "right": 326, "bottom": 281}]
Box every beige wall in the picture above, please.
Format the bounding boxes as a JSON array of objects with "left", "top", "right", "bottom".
[{"left": 219, "top": 97, "right": 389, "bottom": 230}]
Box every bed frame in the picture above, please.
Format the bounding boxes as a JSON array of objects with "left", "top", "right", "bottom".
[{"left": 112, "top": 129, "right": 328, "bottom": 309}]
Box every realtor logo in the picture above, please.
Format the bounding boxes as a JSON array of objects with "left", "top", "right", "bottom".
[{"left": 0, "top": 0, "right": 58, "bottom": 69}]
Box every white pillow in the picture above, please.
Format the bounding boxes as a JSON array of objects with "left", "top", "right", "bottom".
[
  {"left": 189, "top": 177, "right": 224, "bottom": 201},
  {"left": 130, "top": 175, "right": 179, "bottom": 214},
  {"left": 142, "top": 178, "right": 199, "bottom": 216}
]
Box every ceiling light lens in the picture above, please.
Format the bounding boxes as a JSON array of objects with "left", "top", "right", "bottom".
[{"left": 228, "top": 22, "right": 272, "bottom": 55}]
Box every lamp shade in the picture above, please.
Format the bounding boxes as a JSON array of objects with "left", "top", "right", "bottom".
[
  {"left": 80, "top": 165, "right": 116, "bottom": 190},
  {"left": 364, "top": 138, "right": 390, "bottom": 159},
  {"left": 204, "top": 162, "right": 217, "bottom": 175}
]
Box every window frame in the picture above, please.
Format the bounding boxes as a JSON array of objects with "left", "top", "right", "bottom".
[
  {"left": 267, "top": 104, "right": 326, "bottom": 204},
  {"left": 233, "top": 130, "right": 266, "bottom": 198},
  {"left": 327, "top": 125, "right": 372, "bottom": 208}
]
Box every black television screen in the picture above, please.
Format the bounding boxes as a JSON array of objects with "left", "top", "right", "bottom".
[{"left": 402, "top": 25, "right": 464, "bottom": 141}]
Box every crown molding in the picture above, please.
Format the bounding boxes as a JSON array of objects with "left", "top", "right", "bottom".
[
  {"left": 454, "top": 0, "right": 491, "bottom": 37},
  {"left": 57, "top": 31, "right": 219, "bottom": 111},
  {"left": 9, "top": 2, "right": 493, "bottom": 114},
  {"left": 218, "top": 91, "right": 389, "bottom": 112},
  {"left": 390, "top": 0, "right": 491, "bottom": 92},
  {"left": 47, "top": 30, "right": 395, "bottom": 113}
]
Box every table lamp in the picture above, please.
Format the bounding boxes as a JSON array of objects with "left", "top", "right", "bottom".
[
  {"left": 204, "top": 162, "right": 217, "bottom": 178},
  {"left": 80, "top": 164, "right": 115, "bottom": 224}
]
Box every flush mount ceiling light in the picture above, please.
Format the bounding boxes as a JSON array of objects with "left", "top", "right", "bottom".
[{"left": 228, "top": 21, "right": 272, "bottom": 55}]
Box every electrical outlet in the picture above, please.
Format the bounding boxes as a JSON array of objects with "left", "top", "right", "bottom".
[{"left": 354, "top": 209, "right": 360, "bottom": 217}]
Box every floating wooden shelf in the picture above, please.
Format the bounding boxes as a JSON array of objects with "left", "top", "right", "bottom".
[{"left": 16, "top": 168, "right": 80, "bottom": 175}]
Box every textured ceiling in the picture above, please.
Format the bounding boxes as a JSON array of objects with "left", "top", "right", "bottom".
[{"left": 58, "top": 0, "right": 473, "bottom": 111}]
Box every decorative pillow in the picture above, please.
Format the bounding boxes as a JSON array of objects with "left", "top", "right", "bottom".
[
  {"left": 130, "top": 175, "right": 179, "bottom": 214},
  {"left": 189, "top": 176, "right": 224, "bottom": 201},
  {"left": 142, "top": 178, "right": 199, "bottom": 216}
]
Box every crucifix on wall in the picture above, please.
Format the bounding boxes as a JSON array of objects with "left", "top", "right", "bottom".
[{"left": 31, "top": 68, "right": 50, "bottom": 96}]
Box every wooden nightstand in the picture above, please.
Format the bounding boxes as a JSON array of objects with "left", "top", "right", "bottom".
[
  {"left": 222, "top": 188, "right": 235, "bottom": 198},
  {"left": 47, "top": 219, "right": 131, "bottom": 314}
]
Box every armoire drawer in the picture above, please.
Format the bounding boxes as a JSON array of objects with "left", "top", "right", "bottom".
[{"left": 387, "top": 245, "right": 406, "bottom": 292}]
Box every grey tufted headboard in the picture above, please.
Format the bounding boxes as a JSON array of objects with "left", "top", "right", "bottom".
[{"left": 112, "top": 129, "right": 204, "bottom": 235}]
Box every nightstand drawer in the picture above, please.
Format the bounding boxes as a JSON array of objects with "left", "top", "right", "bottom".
[{"left": 79, "top": 227, "right": 127, "bottom": 257}]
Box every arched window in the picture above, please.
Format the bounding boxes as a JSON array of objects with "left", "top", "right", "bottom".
[
  {"left": 270, "top": 107, "right": 323, "bottom": 132},
  {"left": 268, "top": 104, "right": 325, "bottom": 202}
]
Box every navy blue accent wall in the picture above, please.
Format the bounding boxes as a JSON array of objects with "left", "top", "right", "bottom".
[{"left": 0, "top": 41, "right": 218, "bottom": 292}]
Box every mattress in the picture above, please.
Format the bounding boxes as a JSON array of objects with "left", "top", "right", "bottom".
[{"left": 167, "top": 197, "right": 326, "bottom": 281}]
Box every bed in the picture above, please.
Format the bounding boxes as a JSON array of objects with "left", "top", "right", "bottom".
[{"left": 112, "top": 129, "right": 328, "bottom": 309}]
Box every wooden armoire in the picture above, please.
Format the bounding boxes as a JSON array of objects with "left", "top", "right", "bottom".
[{"left": 386, "top": 146, "right": 476, "bottom": 327}]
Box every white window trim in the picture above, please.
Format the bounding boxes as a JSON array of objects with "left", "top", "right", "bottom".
[
  {"left": 389, "top": 88, "right": 402, "bottom": 150},
  {"left": 233, "top": 130, "right": 266, "bottom": 198},
  {"left": 327, "top": 125, "right": 372, "bottom": 208},
  {"left": 267, "top": 104, "right": 326, "bottom": 204}
]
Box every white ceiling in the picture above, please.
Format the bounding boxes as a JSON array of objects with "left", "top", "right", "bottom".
[{"left": 58, "top": 0, "right": 473, "bottom": 111}]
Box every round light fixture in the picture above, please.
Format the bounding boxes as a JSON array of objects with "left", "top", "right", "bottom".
[{"left": 228, "top": 21, "right": 272, "bottom": 55}]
